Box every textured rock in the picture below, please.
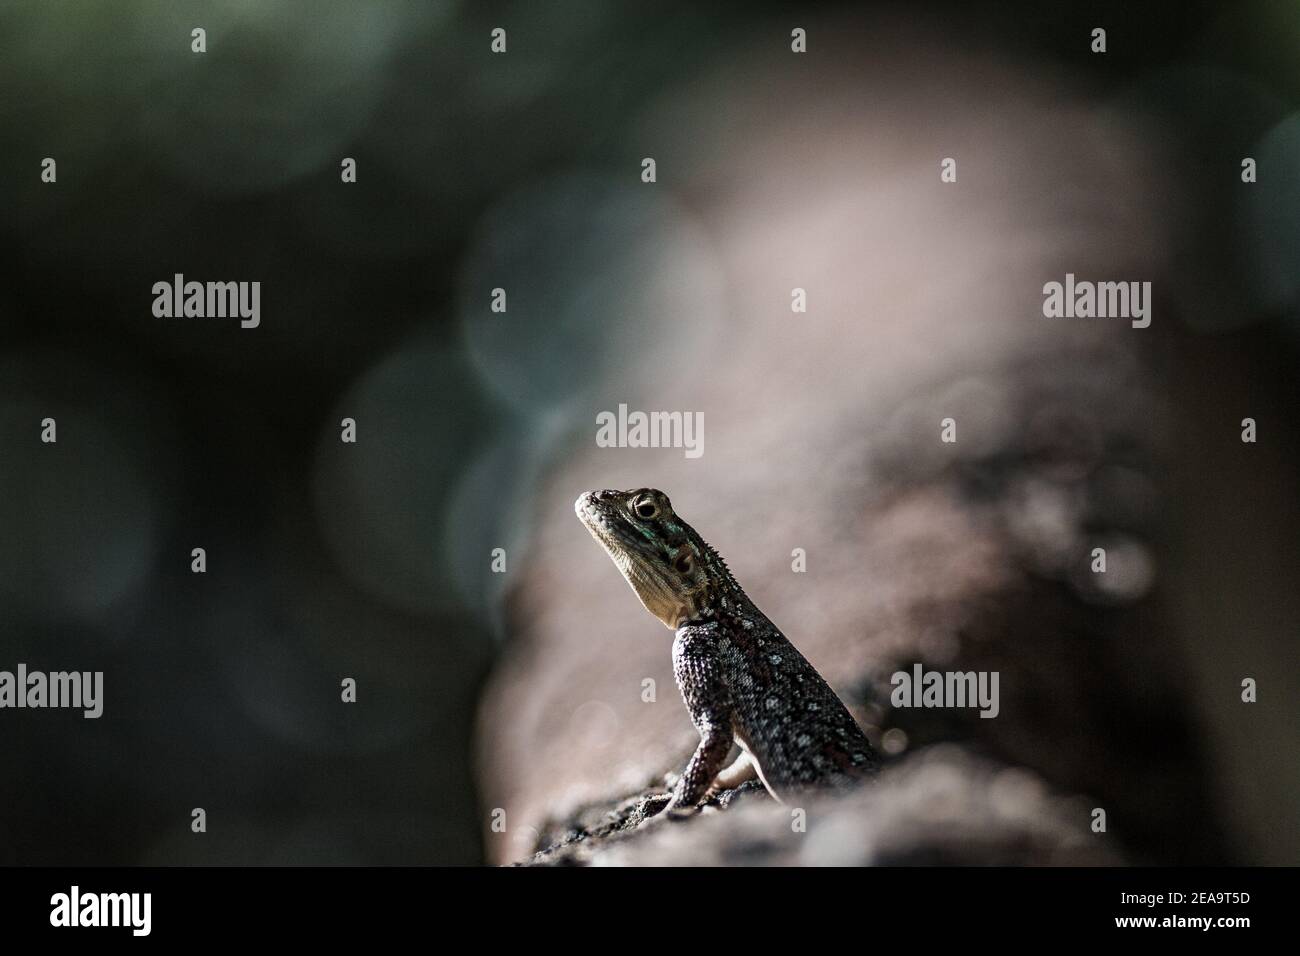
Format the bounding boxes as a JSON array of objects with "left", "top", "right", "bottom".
[{"left": 525, "top": 749, "right": 1118, "bottom": 867}]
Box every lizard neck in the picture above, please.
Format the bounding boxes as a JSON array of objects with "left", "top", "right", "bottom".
[{"left": 681, "top": 539, "right": 751, "bottom": 626}]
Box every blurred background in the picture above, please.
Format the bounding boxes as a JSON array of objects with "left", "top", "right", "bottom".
[{"left": 0, "top": 1, "right": 1296, "bottom": 865}]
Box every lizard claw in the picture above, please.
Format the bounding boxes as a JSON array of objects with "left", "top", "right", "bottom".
[{"left": 662, "top": 804, "right": 700, "bottom": 821}]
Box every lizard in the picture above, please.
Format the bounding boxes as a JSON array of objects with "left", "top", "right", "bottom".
[{"left": 575, "top": 488, "right": 879, "bottom": 816}]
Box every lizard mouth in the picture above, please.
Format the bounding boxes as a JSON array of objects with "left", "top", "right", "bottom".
[
  {"left": 574, "top": 491, "right": 646, "bottom": 562},
  {"left": 575, "top": 490, "right": 685, "bottom": 628}
]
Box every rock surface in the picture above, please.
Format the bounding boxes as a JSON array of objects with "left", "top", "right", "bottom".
[{"left": 524, "top": 749, "right": 1118, "bottom": 867}]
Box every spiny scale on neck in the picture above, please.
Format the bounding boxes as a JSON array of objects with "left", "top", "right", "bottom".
[{"left": 689, "top": 534, "right": 749, "bottom": 623}]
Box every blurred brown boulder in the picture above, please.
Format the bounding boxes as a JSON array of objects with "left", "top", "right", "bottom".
[{"left": 475, "top": 21, "right": 1299, "bottom": 866}]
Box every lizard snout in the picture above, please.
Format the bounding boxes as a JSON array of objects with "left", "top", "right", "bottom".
[
  {"left": 575, "top": 489, "right": 621, "bottom": 520},
  {"left": 575, "top": 491, "right": 599, "bottom": 518}
]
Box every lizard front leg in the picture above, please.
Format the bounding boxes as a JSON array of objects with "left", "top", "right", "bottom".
[
  {"left": 667, "top": 623, "right": 736, "bottom": 811},
  {"left": 670, "top": 722, "right": 733, "bottom": 809}
]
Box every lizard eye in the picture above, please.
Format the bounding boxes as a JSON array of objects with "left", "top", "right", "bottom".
[
  {"left": 674, "top": 553, "right": 693, "bottom": 574},
  {"left": 633, "top": 497, "right": 659, "bottom": 520}
]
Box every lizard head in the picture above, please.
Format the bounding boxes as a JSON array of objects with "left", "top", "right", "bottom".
[{"left": 575, "top": 488, "right": 714, "bottom": 630}]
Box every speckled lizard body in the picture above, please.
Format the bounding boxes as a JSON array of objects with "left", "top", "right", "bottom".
[{"left": 576, "top": 488, "right": 879, "bottom": 813}]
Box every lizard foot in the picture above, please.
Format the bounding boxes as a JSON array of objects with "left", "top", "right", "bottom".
[
  {"left": 637, "top": 793, "right": 701, "bottom": 829},
  {"left": 636, "top": 792, "right": 672, "bottom": 820}
]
